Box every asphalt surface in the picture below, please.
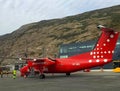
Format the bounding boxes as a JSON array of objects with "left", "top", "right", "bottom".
[{"left": 0, "top": 71, "right": 120, "bottom": 91}]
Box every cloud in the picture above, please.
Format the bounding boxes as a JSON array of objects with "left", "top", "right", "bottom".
[{"left": 0, "top": 0, "right": 120, "bottom": 35}]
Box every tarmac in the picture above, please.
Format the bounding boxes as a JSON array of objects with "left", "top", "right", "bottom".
[{"left": 0, "top": 71, "right": 120, "bottom": 91}]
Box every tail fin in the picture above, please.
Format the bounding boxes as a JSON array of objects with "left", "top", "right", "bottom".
[
  {"left": 92, "top": 25, "right": 119, "bottom": 59},
  {"left": 70, "top": 25, "right": 119, "bottom": 61}
]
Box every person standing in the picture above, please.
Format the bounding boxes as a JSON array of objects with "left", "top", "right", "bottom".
[
  {"left": 0, "top": 67, "right": 3, "bottom": 78},
  {"left": 0, "top": 71, "right": 3, "bottom": 78},
  {"left": 13, "top": 70, "right": 16, "bottom": 79}
]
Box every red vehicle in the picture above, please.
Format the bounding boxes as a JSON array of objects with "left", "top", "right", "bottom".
[{"left": 20, "top": 25, "right": 119, "bottom": 79}]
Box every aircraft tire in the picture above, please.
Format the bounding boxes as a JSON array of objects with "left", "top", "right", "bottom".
[
  {"left": 39, "top": 74, "right": 45, "bottom": 79},
  {"left": 66, "top": 73, "right": 70, "bottom": 76}
]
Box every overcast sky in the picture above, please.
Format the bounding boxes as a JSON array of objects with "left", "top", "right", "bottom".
[{"left": 0, "top": 0, "right": 120, "bottom": 35}]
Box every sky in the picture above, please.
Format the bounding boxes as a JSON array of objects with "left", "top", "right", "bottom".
[{"left": 0, "top": 0, "right": 120, "bottom": 35}]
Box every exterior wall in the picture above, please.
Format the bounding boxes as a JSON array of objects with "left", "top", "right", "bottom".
[{"left": 59, "top": 39, "right": 96, "bottom": 58}]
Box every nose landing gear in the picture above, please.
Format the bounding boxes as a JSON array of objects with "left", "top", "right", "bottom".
[{"left": 39, "top": 74, "right": 45, "bottom": 79}]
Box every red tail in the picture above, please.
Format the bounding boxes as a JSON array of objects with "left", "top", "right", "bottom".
[
  {"left": 92, "top": 27, "right": 119, "bottom": 59},
  {"left": 70, "top": 26, "right": 119, "bottom": 62}
]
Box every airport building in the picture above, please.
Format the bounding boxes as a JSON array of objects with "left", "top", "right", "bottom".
[{"left": 59, "top": 38, "right": 120, "bottom": 69}]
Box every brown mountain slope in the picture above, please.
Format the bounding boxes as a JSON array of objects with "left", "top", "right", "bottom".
[{"left": 0, "top": 5, "right": 120, "bottom": 64}]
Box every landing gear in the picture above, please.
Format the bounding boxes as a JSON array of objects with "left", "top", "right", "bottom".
[
  {"left": 24, "top": 72, "right": 29, "bottom": 78},
  {"left": 29, "top": 68, "right": 35, "bottom": 78},
  {"left": 39, "top": 74, "right": 45, "bottom": 79},
  {"left": 39, "top": 67, "right": 46, "bottom": 79},
  {"left": 66, "top": 73, "right": 70, "bottom": 76}
]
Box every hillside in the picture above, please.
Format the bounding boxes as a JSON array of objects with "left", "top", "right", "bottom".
[{"left": 0, "top": 5, "right": 120, "bottom": 64}]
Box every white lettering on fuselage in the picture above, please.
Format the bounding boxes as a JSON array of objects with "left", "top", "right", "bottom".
[{"left": 72, "top": 63, "right": 80, "bottom": 66}]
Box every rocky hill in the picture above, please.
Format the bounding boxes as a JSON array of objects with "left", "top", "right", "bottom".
[{"left": 0, "top": 5, "right": 120, "bottom": 64}]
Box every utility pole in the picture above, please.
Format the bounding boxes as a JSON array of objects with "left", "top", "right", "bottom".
[
  {"left": 24, "top": 39, "right": 28, "bottom": 58},
  {"left": 42, "top": 47, "right": 46, "bottom": 58}
]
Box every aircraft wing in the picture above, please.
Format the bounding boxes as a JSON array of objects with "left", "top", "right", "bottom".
[
  {"left": 0, "top": 57, "right": 56, "bottom": 66},
  {"left": 27, "top": 58, "right": 56, "bottom": 67}
]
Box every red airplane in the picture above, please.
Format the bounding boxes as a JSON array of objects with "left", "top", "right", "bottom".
[{"left": 20, "top": 25, "right": 119, "bottom": 79}]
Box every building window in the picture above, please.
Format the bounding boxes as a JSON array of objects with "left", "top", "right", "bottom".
[{"left": 60, "top": 55, "right": 68, "bottom": 58}]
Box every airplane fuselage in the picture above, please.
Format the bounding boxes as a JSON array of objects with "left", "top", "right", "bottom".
[{"left": 33, "top": 57, "right": 111, "bottom": 73}]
